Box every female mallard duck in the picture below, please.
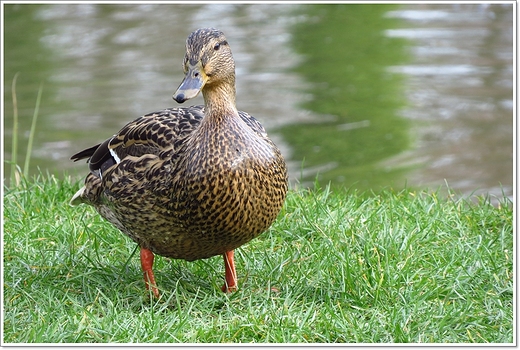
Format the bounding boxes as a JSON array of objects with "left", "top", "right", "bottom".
[{"left": 70, "top": 28, "right": 288, "bottom": 297}]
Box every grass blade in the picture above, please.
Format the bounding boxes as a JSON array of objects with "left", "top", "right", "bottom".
[
  {"left": 10, "top": 72, "right": 20, "bottom": 187},
  {"left": 23, "top": 82, "right": 44, "bottom": 178}
]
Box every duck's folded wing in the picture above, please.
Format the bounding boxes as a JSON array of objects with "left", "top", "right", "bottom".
[
  {"left": 238, "top": 111, "right": 267, "bottom": 138},
  {"left": 71, "top": 106, "right": 204, "bottom": 176}
]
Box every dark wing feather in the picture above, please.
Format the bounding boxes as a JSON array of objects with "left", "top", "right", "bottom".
[
  {"left": 71, "top": 143, "right": 102, "bottom": 162},
  {"left": 108, "top": 106, "right": 204, "bottom": 160},
  {"left": 71, "top": 106, "right": 205, "bottom": 177},
  {"left": 238, "top": 110, "right": 267, "bottom": 138}
]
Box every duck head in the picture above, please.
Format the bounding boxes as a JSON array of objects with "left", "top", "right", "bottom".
[{"left": 173, "top": 28, "right": 235, "bottom": 104}]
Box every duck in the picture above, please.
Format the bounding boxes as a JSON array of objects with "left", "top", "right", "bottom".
[{"left": 70, "top": 28, "right": 288, "bottom": 297}]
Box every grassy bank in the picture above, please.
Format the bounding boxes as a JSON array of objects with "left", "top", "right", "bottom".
[{"left": 3, "top": 175, "right": 513, "bottom": 343}]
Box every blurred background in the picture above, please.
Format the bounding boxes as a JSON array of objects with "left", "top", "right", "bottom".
[{"left": 3, "top": 3, "right": 513, "bottom": 202}]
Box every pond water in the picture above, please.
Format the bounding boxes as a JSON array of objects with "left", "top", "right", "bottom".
[
  {"left": 3, "top": 4, "right": 513, "bottom": 202},
  {"left": 384, "top": 4, "right": 513, "bottom": 202}
]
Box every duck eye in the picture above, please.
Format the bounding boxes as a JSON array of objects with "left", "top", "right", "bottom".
[{"left": 214, "top": 40, "right": 227, "bottom": 51}]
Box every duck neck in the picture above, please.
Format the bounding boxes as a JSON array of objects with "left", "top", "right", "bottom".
[{"left": 202, "top": 80, "right": 238, "bottom": 119}]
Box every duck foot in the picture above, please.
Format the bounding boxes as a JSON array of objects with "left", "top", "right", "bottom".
[
  {"left": 221, "top": 250, "right": 237, "bottom": 293},
  {"left": 140, "top": 247, "right": 160, "bottom": 298}
]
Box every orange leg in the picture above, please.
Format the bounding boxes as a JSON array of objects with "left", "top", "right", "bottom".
[
  {"left": 140, "top": 247, "right": 160, "bottom": 298},
  {"left": 221, "top": 250, "right": 238, "bottom": 293}
]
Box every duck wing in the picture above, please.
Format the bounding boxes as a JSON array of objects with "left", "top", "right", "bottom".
[
  {"left": 237, "top": 111, "right": 268, "bottom": 138},
  {"left": 71, "top": 106, "right": 205, "bottom": 177}
]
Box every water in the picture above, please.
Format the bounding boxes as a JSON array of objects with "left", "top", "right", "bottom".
[
  {"left": 384, "top": 4, "right": 513, "bottom": 201},
  {"left": 3, "top": 4, "right": 513, "bottom": 202}
]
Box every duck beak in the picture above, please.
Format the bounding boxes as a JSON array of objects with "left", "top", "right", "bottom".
[{"left": 173, "top": 62, "right": 207, "bottom": 104}]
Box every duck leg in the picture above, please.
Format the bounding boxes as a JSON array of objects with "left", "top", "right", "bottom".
[
  {"left": 221, "top": 250, "right": 238, "bottom": 292},
  {"left": 140, "top": 247, "right": 160, "bottom": 298}
]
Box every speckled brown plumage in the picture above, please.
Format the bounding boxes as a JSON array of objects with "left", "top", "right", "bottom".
[{"left": 70, "top": 28, "right": 288, "bottom": 296}]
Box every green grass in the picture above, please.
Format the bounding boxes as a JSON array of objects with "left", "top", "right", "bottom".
[
  {"left": 7, "top": 72, "right": 43, "bottom": 188},
  {"left": 3, "top": 175, "right": 513, "bottom": 343}
]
